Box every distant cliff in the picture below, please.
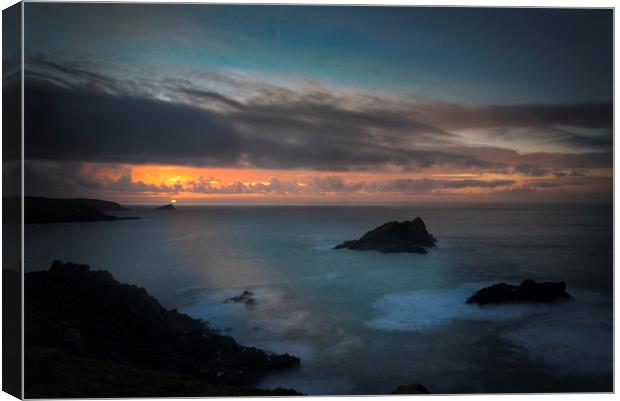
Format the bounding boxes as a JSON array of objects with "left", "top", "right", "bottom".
[
  {"left": 3, "top": 197, "right": 140, "bottom": 224},
  {"left": 25, "top": 261, "right": 301, "bottom": 397}
]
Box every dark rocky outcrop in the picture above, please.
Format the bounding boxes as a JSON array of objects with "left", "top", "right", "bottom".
[
  {"left": 25, "top": 347, "right": 302, "bottom": 398},
  {"left": 155, "top": 203, "right": 176, "bottom": 211},
  {"left": 25, "top": 261, "right": 300, "bottom": 397},
  {"left": 334, "top": 217, "right": 437, "bottom": 254},
  {"left": 391, "top": 383, "right": 431, "bottom": 394},
  {"left": 466, "top": 279, "right": 574, "bottom": 305},
  {"left": 4, "top": 196, "right": 139, "bottom": 224},
  {"left": 224, "top": 290, "right": 257, "bottom": 306}
]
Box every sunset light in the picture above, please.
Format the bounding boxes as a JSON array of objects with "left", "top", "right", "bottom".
[{"left": 14, "top": 3, "right": 613, "bottom": 398}]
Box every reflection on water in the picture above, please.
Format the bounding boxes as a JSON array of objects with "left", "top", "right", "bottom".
[{"left": 25, "top": 204, "right": 613, "bottom": 394}]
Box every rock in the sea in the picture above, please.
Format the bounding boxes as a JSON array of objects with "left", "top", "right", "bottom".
[
  {"left": 154, "top": 203, "right": 176, "bottom": 211},
  {"left": 224, "top": 290, "right": 256, "bottom": 305},
  {"left": 391, "top": 383, "right": 431, "bottom": 394},
  {"left": 466, "top": 279, "right": 574, "bottom": 305},
  {"left": 244, "top": 298, "right": 258, "bottom": 306},
  {"left": 334, "top": 217, "right": 437, "bottom": 254}
]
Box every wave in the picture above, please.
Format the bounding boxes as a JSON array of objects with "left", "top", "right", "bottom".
[
  {"left": 367, "top": 284, "right": 612, "bottom": 378},
  {"left": 366, "top": 283, "right": 553, "bottom": 332}
]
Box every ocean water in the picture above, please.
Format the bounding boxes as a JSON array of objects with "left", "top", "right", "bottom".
[{"left": 24, "top": 204, "right": 613, "bottom": 394}]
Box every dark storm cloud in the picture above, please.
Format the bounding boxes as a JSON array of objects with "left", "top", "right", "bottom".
[
  {"left": 513, "top": 164, "right": 550, "bottom": 177},
  {"left": 24, "top": 71, "right": 497, "bottom": 172},
  {"left": 413, "top": 101, "right": 613, "bottom": 153},
  {"left": 25, "top": 77, "right": 243, "bottom": 165},
  {"left": 23, "top": 60, "right": 612, "bottom": 173},
  {"left": 366, "top": 178, "right": 515, "bottom": 193},
  {"left": 416, "top": 101, "right": 613, "bottom": 130},
  {"left": 32, "top": 57, "right": 121, "bottom": 92},
  {"left": 482, "top": 125, "right": 612, "bottom": 152},
  {"left": 180, "top": 87, "right": 247, "bottom": 110}
]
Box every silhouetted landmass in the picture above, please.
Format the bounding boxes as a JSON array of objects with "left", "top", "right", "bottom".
[
  {"left": 466, "top": 280, "right": 574, "bottom": 305},
  {"left": 391, "top": 383, "right": 431, "bottom": 394},
  {"left": 3, "top": 197, "right": 140, "bottom": 224},
  {"left": 155, "top": 203, "right": 176, "bottom": 211},
  {"left": 334, "top": 217, "right": 437, "bottom": 254},
  {"left": 25, "top": 261, "right": 301, "bottom": 398}
]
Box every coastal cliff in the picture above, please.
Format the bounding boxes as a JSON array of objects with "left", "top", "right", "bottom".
[
  {"left": 4, "top": 197, "right": 140, "bottom": 224},
  {"left": 25, "top": 261, "right": 301, "bottom": 397}
]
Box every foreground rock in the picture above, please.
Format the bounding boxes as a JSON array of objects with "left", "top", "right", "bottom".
[
  {"left": 155, "top": 203, "right": 176, "bottom": 211},
  {"left": 391, "top": 383, "right": 431, "bottom": 394},
  {"left": 25, "top": 347, "right": 301, "bottom": 398},
  {"left": 466, "top": 279, "right": 574, "bottom": 305},
  {"left": 334, "top": 217, "right": 437, "bottom": 254},
  {"left": 25, "top": 261, "right": 300, "bottom": 397},
  {"left": 4, "top": 196, "right": 140, "bottom": 224}
]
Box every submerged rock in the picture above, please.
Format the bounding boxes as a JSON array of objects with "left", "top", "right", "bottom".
[
  {"left": 154, "top": 203, "right": 176, "bottom": 211},
  {"left": 466, "top": 279, "right": 574, "bottom": 305},
  {"left": 391, "top": 383, "right": 431, "bottom": 394},
  {"left": 334, "top": 217, "right": 437, "bottom": 254}
]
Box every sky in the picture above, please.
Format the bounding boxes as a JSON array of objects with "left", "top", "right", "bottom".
[{"left": 21, "top": 3, "right": 613, "bottom": 204}]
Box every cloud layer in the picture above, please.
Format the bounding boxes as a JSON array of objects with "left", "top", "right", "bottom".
[
  {"left": 25, "top": 58, "right": 612, "bottom": 172},
  {"left": 22, "top": 57, "right": 613, "bottom": 202}
]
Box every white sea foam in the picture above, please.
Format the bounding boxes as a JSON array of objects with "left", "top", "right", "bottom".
[
  {"left": 180, "top": 285, "right": 323, "bottom": 351},
  {"left": 366, "top": 283, "right": 552, "bottom": 332},
  {"left": 501, "top": 289, "right": 612, "bottom": 377},
  {"left": 368, "top": 285, "right": 612, "bottom": 378}
]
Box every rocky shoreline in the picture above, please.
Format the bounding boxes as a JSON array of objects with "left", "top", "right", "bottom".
[
  {"left": 25, "top": 261, "right": 301, "bottom": 397},
  {"left": 5, "top": 197, "right": 140, "bottom": 224}
]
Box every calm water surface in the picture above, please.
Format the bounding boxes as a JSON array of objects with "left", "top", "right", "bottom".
[{"left": 24, "top": 204, "right": 613, "bottom": 394}]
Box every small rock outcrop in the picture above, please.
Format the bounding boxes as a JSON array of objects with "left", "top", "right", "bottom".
[
  {"left": 224, "top": 290, "right": 257, "bottom": 306},
  {"left": 154, "top": 204, "right": 176, "bottom": 211},
  {"left": 391, "top": 383, "right": 431, "bottom": 394},
  {"left": 334, "top": 217, "right": 437, "bottom": 254},
  {"left": 466, "top": 279, "right": 574, "bottom": 305}
]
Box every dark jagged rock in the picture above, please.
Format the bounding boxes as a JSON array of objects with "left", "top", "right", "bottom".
[
  {"left": 4, "top": 196, "right": 139, "bottom": 224},
  {"left": 466, "top": 279, "right": 574, "bottom": 305},
  {"left": 155, "top": 203, "right": 176, "bottom": 211},
  {"left": 391, "top": 383, "right": 431, "bottom": 394},
  {"left": 334, "top": 217, "right": 437, "bottom": 254},
  {"left": 25, "top": 261, "right": 301, "bottom": 397},
  {"left": 224, "top": 290, "right": 257, "bottom": 306}
]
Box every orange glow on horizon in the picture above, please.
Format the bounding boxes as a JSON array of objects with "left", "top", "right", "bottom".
[{"left": 79, "top": 162, "right": 608, "bottom": 203}]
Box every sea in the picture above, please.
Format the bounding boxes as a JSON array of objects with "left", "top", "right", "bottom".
[{"left": 24, "top": 203, "right": 614, "bottom": 394}]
